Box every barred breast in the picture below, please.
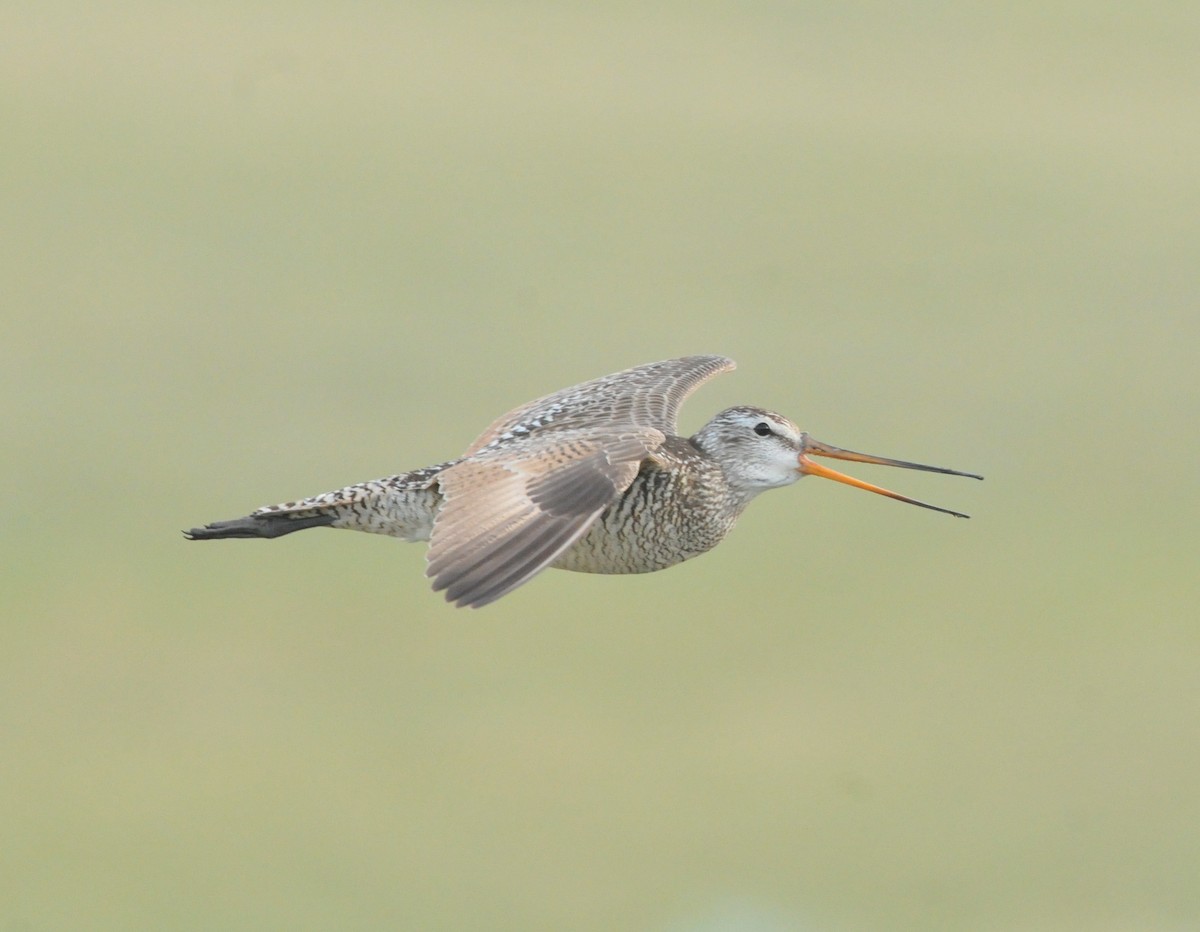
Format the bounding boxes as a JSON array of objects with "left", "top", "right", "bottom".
[{"left": 551, "top": 444, "right": 746, "bottom": 575}]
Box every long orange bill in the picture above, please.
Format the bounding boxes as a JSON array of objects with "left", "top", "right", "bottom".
[{"left": 799, "top": 437, "right": 983, "bottom": 519}]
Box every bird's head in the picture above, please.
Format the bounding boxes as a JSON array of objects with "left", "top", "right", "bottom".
[
  {"left": 693, "top": 407, "right": 806, "bottom": 494},
  {"left": 694, "top": 405, "right": 982, "bottom": 514}
]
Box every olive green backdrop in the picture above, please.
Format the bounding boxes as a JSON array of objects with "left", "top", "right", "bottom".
[{"left": 4, "top": 3, "right": 1197, "bottom": 930}]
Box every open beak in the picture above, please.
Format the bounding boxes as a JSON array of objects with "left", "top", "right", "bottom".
[{"left": 798, "top": 437, "right": 983, "bottom": 518}]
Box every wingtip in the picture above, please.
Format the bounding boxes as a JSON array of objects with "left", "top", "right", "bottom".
[{"left": 429, "top": 576, "right": 496, "bottom": 609}]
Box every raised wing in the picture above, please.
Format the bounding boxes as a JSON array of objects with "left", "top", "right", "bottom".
[
  {"left": 464, "top": 355, "right": 735, "bottom": 456},
  {"left": 427, "top": 428, "right": 664, "bottom": 608}
]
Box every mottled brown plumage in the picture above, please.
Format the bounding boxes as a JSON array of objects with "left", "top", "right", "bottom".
[{"left": 186, "top": 356, "right": 981, "bottom": 607}]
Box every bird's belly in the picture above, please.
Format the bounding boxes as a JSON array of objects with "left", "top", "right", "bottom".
[
  {"left": 550, "top": 506, "right": 731, "bottom": 576},
  {"left": 551, "top": 530, "right": 695, "bottom": 575}
]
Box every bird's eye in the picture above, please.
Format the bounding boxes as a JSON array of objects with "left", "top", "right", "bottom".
[{"left": 753, "top": 422, "right": 773, "bottom": 437}]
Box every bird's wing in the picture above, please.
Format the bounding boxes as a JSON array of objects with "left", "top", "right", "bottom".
[
  {"left": 463, "top": 355, "right": 735, "bottom": 456},
  {"left": 426, "top": 427, "right": 665, "bottom": 607}
]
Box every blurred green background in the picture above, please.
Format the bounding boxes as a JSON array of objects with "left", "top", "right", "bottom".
[{"left": 4, "top": 2, "right": 1197, "bottom": 930}]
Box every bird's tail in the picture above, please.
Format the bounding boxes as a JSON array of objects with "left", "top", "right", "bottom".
[{"left": 184, "top": 465, "right": 452, "bottom": 544}]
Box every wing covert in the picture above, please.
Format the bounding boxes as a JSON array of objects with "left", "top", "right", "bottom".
[{"left": 465, "top": 355, "right": 734, "bottom": 455}]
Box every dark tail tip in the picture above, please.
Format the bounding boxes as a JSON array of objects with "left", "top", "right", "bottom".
[{"left": 183, "top": 512, "right": 336, "bottom": 540}]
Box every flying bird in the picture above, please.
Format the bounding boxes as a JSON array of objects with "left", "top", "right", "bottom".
[{"left": 186, "top": 355, "right": 981, "bottom": 607}]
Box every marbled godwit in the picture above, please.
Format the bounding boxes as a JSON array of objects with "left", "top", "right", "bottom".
[{"left": 186, "top": 356, "right": 981, "bottom": 607}]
